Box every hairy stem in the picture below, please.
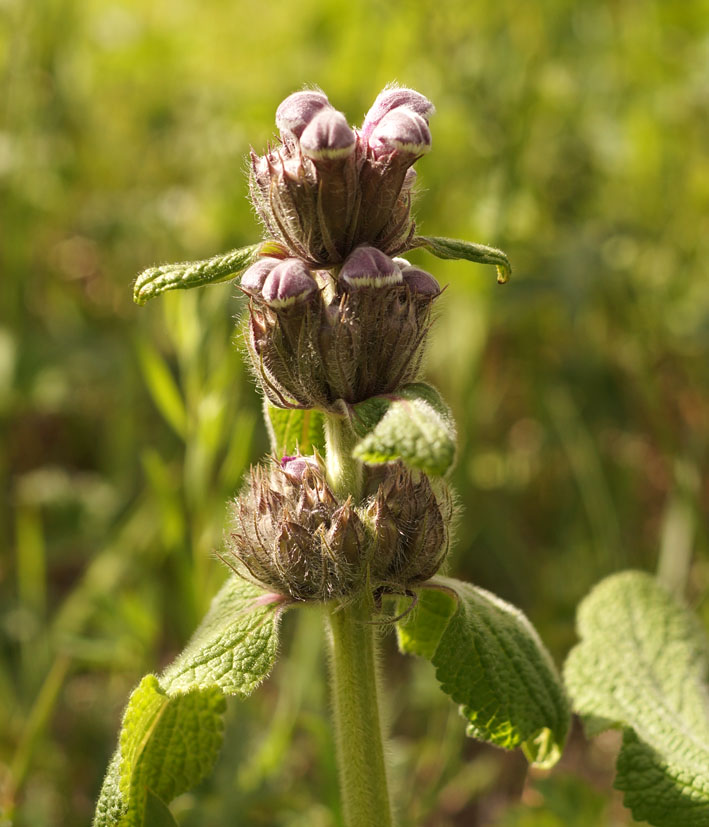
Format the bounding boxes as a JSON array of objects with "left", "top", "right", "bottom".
[
  {"left": 323, "top": 412, "right": 393, "bottom": 826},
  {"left": 324, "top": 414, "right": 363, "bottom": 500},
  {"left": 326, "top": 596, "right": 393, "bottom": 827}
]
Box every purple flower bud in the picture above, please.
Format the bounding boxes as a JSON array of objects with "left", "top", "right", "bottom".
[
  {"left": 300, "top": 109, "right": 356, "bottom": 161},
  {"left": 262, "top": 259, "right": 317, "bottom": 307},
  {"left": 400, "top": 264, "right": 440, "bottom": 296},
  {"left": 368, "top": 108, "right": 432, "bottom": 160},
  {"left": 361, "top": 87, "right": 435, "bottom": 142},
  {"left": 281, "top": 454, "right": 319, "bottom": 482},
  {"left": 276, "top": 90, "right": 331, "bottom": 139},
  {"left": 339, "top": 246, "right": 402, "bottom": 289},
  {"left": 240, "top": 257, "right": 282, "bottom": 293}
]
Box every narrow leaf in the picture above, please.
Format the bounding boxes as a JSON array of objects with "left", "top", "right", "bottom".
[
  {"left": 265, "top": 403, "right": 326, "bottom": 457},
  {"left": 161, "top": 577, "right": 283, "bottom": 697},
  {"left": 351, "top": 383, "right": 456, "bottom": 476},
  {"left": 397, "top": 577, "right": 570, "bottom": 768},
  {"left": 564, "top": 571, "right": 709, "bottom": 826},
  {"left": 133, "top": 243, "right": 264, "bottom": 305},
  {"left": 136, "top": 342, "right": 187, "bottom": 439},
  {"left": 411, "top": 235, "right": 511, "bottom": 284}
]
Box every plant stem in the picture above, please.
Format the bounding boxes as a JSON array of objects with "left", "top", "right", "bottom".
[
  {"left": 323, "top": 414, "right": 363, "bottom": 500},
  {"left": 326, "top": 597, "right": 393, "bottom": 827},
  {"left": 323, "top": 413, "right": 393, "bottom": 827}
]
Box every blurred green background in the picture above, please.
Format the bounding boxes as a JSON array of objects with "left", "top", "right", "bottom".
[{"left": 1, "top": 0, "right": 708, "bottom": 824}]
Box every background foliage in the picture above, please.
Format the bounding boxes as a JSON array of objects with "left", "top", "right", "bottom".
[{"left": 1, "top": 0, "right": 707, "bottom": 823}]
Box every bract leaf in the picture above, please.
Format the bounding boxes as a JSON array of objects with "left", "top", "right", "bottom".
[
  {"left": 397, "top": 577, "right": 570, "bottom": 768},
  {"left": 411, "top": 235, "right": 511, "bottom": 284},
  {"left": 351, "top": 383, "right": 456, "bottom": 476},
  {"left": 133, "top": 243, "right": 264, "bottom": 305},
  {"left": 265, "top": 403, "right": 326, "bottom": 457},
  {"left": 564, "top": 570, "right": 709, "bottom": 826}
]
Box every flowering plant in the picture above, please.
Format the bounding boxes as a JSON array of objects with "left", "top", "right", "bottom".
[{"left": 93, "top": 87, "right": 708, "bottom": 827}]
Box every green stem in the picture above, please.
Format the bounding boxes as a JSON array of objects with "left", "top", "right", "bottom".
[
  {"left": 326, "top": 597, "right": 393, "bottom": 827},
  {"left": 324, "top": 414, "right": 363, "bottom": 500},
  {"left": 323, "top": 413, "right": 393, "bottom": 826}
]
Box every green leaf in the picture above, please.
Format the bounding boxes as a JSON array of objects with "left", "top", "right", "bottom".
[
  {"left": 161, "top": 576, "right": 283, "bottom": 696},
  {"left": 120, "top": 676, "right": 225, "bottom": 827},
  {"left": 136, "top": 342, "right": 187, "bottom": 439},
  {"left": 411, "top": 235, "right": 511, "bottom": 284},
  {"left": 94, "top": 753, "right": 126, "bottom": 827},
  {"left": 265, "top": 403, "right": 326, "bottom": 457},
  {"left": 93, "top": 577, "right": 284, "bottom": 825},
  {"left": 564, "top": 571, "right": 709, "bottom": 826},
  {"left": 351, "top": 383, "right": 456, "bottom": 476},
  {"left": 397, "top": 577, "right": 570, "bottom": 768},
  {"left": 133, "top": 242, "right": 264, "bottom": 305}
]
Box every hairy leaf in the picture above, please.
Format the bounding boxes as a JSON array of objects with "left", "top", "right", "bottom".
[
  {"left": 161, "top": 577, "right": 283, "bottom": 696},
  {"left": 265, "top": 403, "right": 326, "bottom": 457},
  {"left": 133, "top": 243, "right": 264, "bottom": 305},
  {"left": 397, "top": 578, "right": 569, "bottom": 768},
  {"left": 93, "top": 577, "right": 283, "bottom": 825},
  {"left": 410, "top": 235, "right": 511, "bottom": 284},
  {"left": 564, "top": 571, "right": 709, "bottom": 826},
  {"left": 351, "top": 383, "right": 456, "bottom": 476},
  {"left": 122, "top": 676, "right": 225, "bottom": 827}
]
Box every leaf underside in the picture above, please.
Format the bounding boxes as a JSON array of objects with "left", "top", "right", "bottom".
[
  {"left": 93, "top": 577, "right": 282, "bottom": 826},
  {"left": 397, "top": 577, "right": 570, "bottom": 768},
  {"left": 564, "top": 570, "right": 709, "bottom": 827},
  {"left": 265, "top": 403, "right": 326, "bottom": 457}
]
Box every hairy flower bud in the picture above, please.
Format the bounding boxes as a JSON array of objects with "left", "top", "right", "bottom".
[
  {"left": 360, "top": 86, "right": 435, "bottom": 142},
  {"left": 276, "top": 90, "right": 331, "bottom": 140},
  {"left": 367, "top": 463, "right": 452, "bottom": 588},
  {"left": 261, "top": 258, "right": 318, "bottom": 307},
  {"left": 339, "top": 245, "right": 402, "bottom": 289},
  {"left": 240, "top": 257, "right": 282, "bottom": 294},
  {"left": 244, "top": 247, "right": 438, "bottom": 409},
  {"left": 224, "top": 456, "right": 368, "bottom": 601},
  {"left": 368, "top": 108, "right": 432, "bottom": 160},
  {"left": 300, "top": 109, "right": 356, "bottom": 161},
  {"left": 248, "top": 86, "right": 436, "bottom": 267},
  {"left": 398, "top": 262, "right": 441, "bottom": 295}
]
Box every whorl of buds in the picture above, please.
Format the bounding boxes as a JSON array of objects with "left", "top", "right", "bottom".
[
  {"left": 367, "top": 463, "right": 452, "bottom": 587},
  {"left": 249, "top": 86, "right": 434, "bottom": 267},
  {"left": 243, "top": 247, "right": 438, "bottom": 409},
  {"left": 224, "top": 456, "right": 367, "bottom": 601}
]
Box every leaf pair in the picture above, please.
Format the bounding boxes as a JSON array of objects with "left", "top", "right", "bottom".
[
  {"left": 132, "top": 235, "right": 511, "bottom": 306},
  {"left": 93, "top": 579, "right": 283, "bottom": 826}
]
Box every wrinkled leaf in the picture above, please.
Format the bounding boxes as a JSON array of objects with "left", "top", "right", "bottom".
[
  {"left": 120, "top": 676, "right": 225, "bottom": 827},
  {"left": 265, "top": 403, "right": 326, "bottom": 457},
  {"left": 94, "top": 577, "right": 284, "bottom": 825},
  {"left": 161, "top": 577, "right": 283, "bottom": 696},
  {"left": 133, "top": 243, "right": 264, "bottom": 305},
  {"left": 351, "top": 383, "right": 456, "bottom": 476},
  {"left": 564, "top": 571, "right": 709, "bottom": 826},
  {"left": 411, "top": 235, "right": 511, "bottom": 284},
  {"left": 397, "top": 577, "right": 569, "bottom": 768}
]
